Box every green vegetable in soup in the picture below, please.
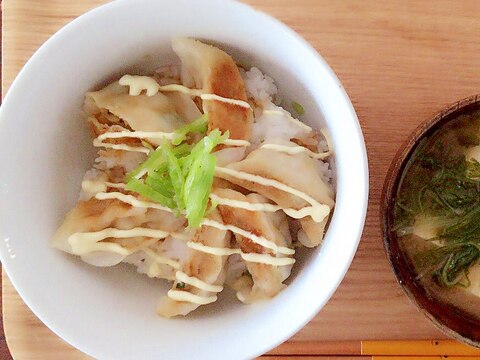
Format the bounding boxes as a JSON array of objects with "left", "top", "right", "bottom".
[{"left": 395, "top": 110, "right": 480, "bottom": 288}]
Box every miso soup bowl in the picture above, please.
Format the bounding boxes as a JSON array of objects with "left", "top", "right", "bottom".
[
  {"left": 382, "top": 94, "right": 480, "bottom": 348},
  {"left": 0, "top": 0, "right": 368, "bottom": 358}
]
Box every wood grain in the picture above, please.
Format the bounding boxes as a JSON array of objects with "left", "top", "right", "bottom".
[
  {"left": 4, "top": 0, "right": 480, "bottom": 358},
  {"left": 266, "top": 341, "right": 361, "bottom": 355},
  {"left": 263, "top": 357, "right": 369, "bottom": 360}
]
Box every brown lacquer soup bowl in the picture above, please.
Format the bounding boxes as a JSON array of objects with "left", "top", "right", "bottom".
[{"left": 382, "top": 94, "right": 480, "bottom": 347}]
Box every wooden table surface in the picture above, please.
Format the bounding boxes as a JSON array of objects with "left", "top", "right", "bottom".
[
  {"left": 3, "top": 0, "right": 480, "bottom": 358},
  {"left": 0, "top": 2, "right": 10, "bottom": 358}
]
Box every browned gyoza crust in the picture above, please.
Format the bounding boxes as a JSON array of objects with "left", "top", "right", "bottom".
[
  {"left": 215, "top": 188, "right": 291, "bottom": 302},
  {"left": 156, "top": 209, "right": 231, "bottom": 317},
  {"left": 172, "top": 38, "right": 253, "bottom": 140},
  {"left": 205, "top": 61, "right": 252, "bottom": 140}
]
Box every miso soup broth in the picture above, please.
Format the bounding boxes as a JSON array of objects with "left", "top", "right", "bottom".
[{"left": 394, "top": 109, "right": 480, "bottom": 318}]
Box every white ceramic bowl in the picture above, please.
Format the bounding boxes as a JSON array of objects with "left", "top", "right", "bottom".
[{"left": 0, "top": 0, "right": 368, "bottom": 359}]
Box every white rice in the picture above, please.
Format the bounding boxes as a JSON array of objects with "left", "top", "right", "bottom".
[
  {"left": 245, "top": 67, "right": 333, "bottom": 185},
  {"left": 250, "top": 103, "right": 311, "bottom": 146},
  {"left": 243, "top": 67, "right": 277, "bottom": 103},
  {"left": 318, "top": 139, "right": 329, "bottom": 153},
  {"left": 317, "top": 160, "right": 333, "bottom": 184}
]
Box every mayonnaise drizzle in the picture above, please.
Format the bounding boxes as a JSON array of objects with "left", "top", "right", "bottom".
[
  {"left": 167, "top": 290, "right": 217, "bottom": 305},
  {"left": 209, "top": 193, "right": 324, "bottom": 221},
  {"left": 201, "top": 93, "right": 251, "bottom": 109},
  {"left": 74, "top": 241, "right": 129, "bottom": 256},
  {"left": 222, "top": 139, "right": 251, "bottom": 147},
  {"left": 92, "top": 190, "right": 296, "bottom": 255},
  {"left": 175, "top": 271, "right": 223, "bottom": 293},
  {"left": 77, "top": 75, "right": 336, "bottom": 306},
  {"left": 119, "top": 75, "right": 251, "bottom": 109},
  {"left": 93, "top": 138, "right": 150, "bottom": 154},
  {"left": 214, "top": 167, "right": 330, "bottom": 223},
  {"left": 143, "top": 248, "right": 180, "bottom": 270},
  {"left": 320, "top": 128, "right": 334, "bottom": 156},
  {"left": 95, "top": 192, "right": 174, "bottom": 214},
  {"left": 82, "top": 180, "right": 126, "bottom": 194},
  {"left": 82, "top": 180, "right": 108, "bottom": 194},
  {"left": 68, "top": 228, "right": 184, "bottom": 256},
  {"left": 201, "top": 219, "right": 295, "bottom": 255},
  {"left": 91, "top": 191, "right": 298, "bottom": 264},
  {"left": 260, "top": 143, "right": 329, "bottom": 160},
  {"left": 241, "top": 253, "right": 295, "bottom": 266},
  {"left": 84, "top": 146, "right": 333, "bottom": 265},
  {"left": 97, "top": 131, "right": 174, "bottom": 141},
  {"left": 103, "top": 182, "right": 127, "bottom": 189},
  {"left": 159, "top": 84, "right": 251, "bottom": 109},
  {"left": 86, "top": 166, "right": 328, "bottom": 261},
  {"left": 187, "top": 241, "right": 238, "bottom": 256},
  {"left": 95, "top": 132, "right": 249, "bottom": 149},
  {"left": 262, "top": 109, "right": 313, "bottom": 132},
  {"left": 119, "top": 75, "right": 160, "bottom": 96},
  {"left": 186, "top": 242, "right": 295, "bottom": 266}
]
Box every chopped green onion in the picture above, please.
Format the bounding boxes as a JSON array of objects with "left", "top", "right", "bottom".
[
  {"left": 176, "top": 282, "right": 186, "bottom": 289},
  {"left": 205, "top": 196, "right": 219, "bottom": 216},
  {"left": 148, "top": 163, "right": 169, "bottom": 178},
  {"left": 125, "top": 142, "right": 190, "bottom": 181},
  {"left": 145, "top": 175, "right": 174, "bottom": 198},
  {"left": 183, "top": 129, "right": 227, "bottom": 227},
  {"left": 141, "top": 140, "right": 154, "bottom": 151},
  {"left": 124, "top": 127, "right": 228, "bottom": 228},
  {"left": 125, "top": 178, "right": 176, "bottom": 208},
  {"left": 161, "top": 142, "right": 185, "bottom": 209},
  {"left": 126, "top": 147, "right": 163, "bottom": 181},
  {"left": 190, "top": 129, "right": 228, "bottom": 158},
  {"left": 467, "top": 158, "right": 480, "bottom": 179},
  {"left": 292, "top": 101, "right": 305, "bottom": 116},
  {"left": 172, "top": 114, "right": 208, "bottom": 145},
  {"left": 184, "top": 154, "right": 217, "bottom": 228},
  {"left": 172, "top": 142, "right": 192, "bottom": 157}
]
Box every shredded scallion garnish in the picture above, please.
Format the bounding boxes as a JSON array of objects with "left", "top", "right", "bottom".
[
  {"left": 172, "top": 114, "right": 208, "bottom": 145},
  {"left": 292, "top": 101, "right": 305, "bottom": 116},
  {"left": 125, "top": 118, "right": 227, "bottom": 228}
]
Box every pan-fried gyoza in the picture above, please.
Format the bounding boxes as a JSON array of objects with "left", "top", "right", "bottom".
[{"left": 52, "top": 38, "right": 335, "bottom": 317}]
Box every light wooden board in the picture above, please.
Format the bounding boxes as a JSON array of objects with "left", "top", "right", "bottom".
[{"left": 6, "top": 0, "right": 480, "bottom": 357}]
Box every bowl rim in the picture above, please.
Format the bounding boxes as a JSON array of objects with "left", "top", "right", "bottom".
[
  {"left": 381, "top": 93, "right": 480, "bottom": 348},
  {"left": 0, "top": 0, "right": 369, "bottom": 358}
]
